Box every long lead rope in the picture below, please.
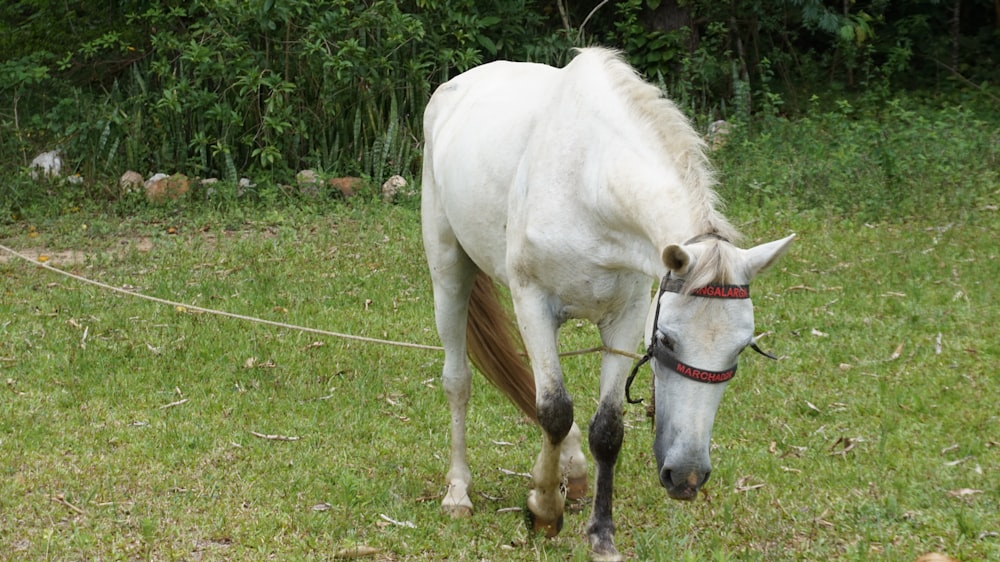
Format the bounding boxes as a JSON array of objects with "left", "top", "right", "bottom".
[
  {"left": 1, "top": 243, "right": 446, "bottom": 351},
  {"left": 0, "top": 243, "right": 642, "bottom": 359}
]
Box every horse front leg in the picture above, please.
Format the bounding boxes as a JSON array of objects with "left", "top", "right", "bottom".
[
  {"left": 527, "top": 381, "right": 574, "bottom": 537},
  {"left": 512, "top": 290, "right": 574, "bottom": 537},
  {"left": 587, "top": 302, "right": 648, "bottom": 561},
  {"left": 587, "top": 392, "right": 625, "bottom": 561}
]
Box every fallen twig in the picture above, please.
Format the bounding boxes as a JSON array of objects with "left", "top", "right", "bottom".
[
  {"left": 52, "top": 494, "right": 85, "bottom": 515},
  {"left": 498, "top": 467, "right": 531, "bottom": 479},
  {"left": 333, "top": 545, "right": 381, "bottom": 559},
  {"left": 829, "top": 436, "right": 857, "bottom": 456},
  {"left": 943, "top": 456, "right": 972, "bottom": 467},
  {"left": 250, "top": 431, "right": 300, "bottom": 441},
  {"left": 158, "top": 398, "right": 188, "bottom": 409},
  {"left": 734, "top": 476, "right": 765, "bottom": 493},
  {"left": 947, "top": 488, "right": 983, "bottom": 498},
  {"left": 378, "top": 513, "right": 416, "bottom": 528}
]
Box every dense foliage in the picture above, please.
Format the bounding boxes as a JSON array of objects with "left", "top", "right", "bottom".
[{"left": 1, "top": 0, "right": 997, "bottom": 214}]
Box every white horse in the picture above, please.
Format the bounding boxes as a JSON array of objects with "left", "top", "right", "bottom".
[{"left": 421, "top": 47, "right": 794, "bottom": 561}]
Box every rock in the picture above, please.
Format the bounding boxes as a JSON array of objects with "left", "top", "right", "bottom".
[
  {"left": 329, "top": 176, "right": 363, "bottom": 198},
  {"left": 706, "top": 120, "right": 731, "bottom": 151},
  {"left": 238, "top": 177, "right": 255, "bottom": 196},
  {"left": 381, "top": 175, "right": 407, "bottom": 202},
  {"left": 200, "top": 177, "right": 220, "bottom": 198},
  {"left": 30, "top": 150, "right": 63, "bottom": 179},
  {"left": 120, "top": 171, "right": 144, "bottom": 193},
  {"left": 297, "top": 169, "right": 322, "bottom": 197},
  {"left": 145, "top": 173, "right": 190, "bottom": 202},
  {"left": 145, "top": 173, "right": 168, "bottom": 188}
]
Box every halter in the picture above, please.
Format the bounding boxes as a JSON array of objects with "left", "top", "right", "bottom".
[{"left": 624, "top": 272, "right": 777, "bottom": 405}]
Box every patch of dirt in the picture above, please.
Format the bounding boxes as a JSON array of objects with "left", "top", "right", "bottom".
[{"left": 0, "top": 238, "right": 154, "bottom": 266}]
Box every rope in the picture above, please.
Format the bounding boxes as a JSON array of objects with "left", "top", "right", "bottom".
[
  {"left": 0, "top": 243, "right": 443, "bottom": 352},
  {"left": 0, "top": 243, "right": 643, "bottom": 360}
]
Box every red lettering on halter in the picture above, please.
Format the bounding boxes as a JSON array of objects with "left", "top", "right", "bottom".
[
  {"left": 673, "top": 361, "right": 736, "bottom": 383},
  {"left": 691, "top": 285, "right": 750, "bottom": 299}
]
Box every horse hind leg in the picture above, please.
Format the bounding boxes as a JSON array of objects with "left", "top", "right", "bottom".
[
  {"left": 560, "top": 422, "right": 588, "bottom": 500},
  {"left": 441, "top": 343, "right": 474, "bottom": 519},
  {"left": 426, "top": 247, "right": 479, "bottom": 517}
]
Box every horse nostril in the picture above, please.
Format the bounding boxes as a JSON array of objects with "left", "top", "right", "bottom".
[
  {"left": 659, "top": 468, "right": 672, "bottom": 489},
  {"left": 660, "top": 466, "right": 711, "bottom": 497}
]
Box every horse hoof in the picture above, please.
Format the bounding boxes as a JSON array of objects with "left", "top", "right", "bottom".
[
  {"left": 442, "top": 504, "right": 473, "bottom": 518},
  {"left": 442, "top": 482, "right": 473, "bottom": 517},
  {"left": 591, "top": 548, "right": 624, "bottom": 562},
  {"left": 566, "top": 475, "right": 588, "bottom": 500},
  {"left": 589, "top": 535, "right": 622, "bottom": 561},
  {"left": 524, "top": 507, "right": 563, "bottom": 538}
]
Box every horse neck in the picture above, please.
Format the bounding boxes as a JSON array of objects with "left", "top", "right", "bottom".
[{"left": 600, "top": 161, "right": 735, "bottom": 279}]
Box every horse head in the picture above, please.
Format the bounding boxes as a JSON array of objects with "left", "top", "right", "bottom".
[{"left": 646, "top": 234, "right": 794, "bottom": 500}]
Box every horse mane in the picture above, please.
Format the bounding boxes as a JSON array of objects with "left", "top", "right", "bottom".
[
  {"left": 682, "top": 239, "right": 741, "bottom": 292},
  {"left": 575, "top": 48, "right": 741, "bottom": 245}
]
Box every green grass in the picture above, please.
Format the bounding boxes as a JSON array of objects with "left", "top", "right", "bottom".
[{"left": 1, "top": 192, "right": 997, "bottom": 560}]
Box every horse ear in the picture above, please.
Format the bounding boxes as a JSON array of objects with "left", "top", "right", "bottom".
[
  {"left": 662, "top": 244, "right": 693, "bottom": 276},
  {"left": 744, "top": 234, "right": 795, "bottom": 279}
]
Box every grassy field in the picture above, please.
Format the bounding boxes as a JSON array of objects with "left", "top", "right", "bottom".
[{"left": 0, "top": 185, "right": 997, "bottom": 561}]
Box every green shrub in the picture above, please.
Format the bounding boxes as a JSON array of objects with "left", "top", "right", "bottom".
[
  {"left": 715, "top": 97, "right": 999, "bottom": 220},
  {"left": 2, "top": 1, "right": 997, "bottom": 221},
  {"left": 0, "top": 0, "right": 574, "bottom": 208}
]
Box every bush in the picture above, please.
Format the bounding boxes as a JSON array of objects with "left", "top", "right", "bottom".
[
  {"left": 0, "top": 0, "right": 573, "bottom": 204},
  {"left": 714, "top": 97, "right": 1000, "bottom": 221},
  {"left": 1, "top": 1, "right": 997, "bottom": 220}
]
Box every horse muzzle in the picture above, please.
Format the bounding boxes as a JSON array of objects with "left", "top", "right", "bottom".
[{"left": 659, "top": 464, "right": 710, "bottom": 501}]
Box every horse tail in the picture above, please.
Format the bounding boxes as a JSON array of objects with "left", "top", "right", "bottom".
[{"left": 466, "top": 271, "right": 538, "bottom": 424}]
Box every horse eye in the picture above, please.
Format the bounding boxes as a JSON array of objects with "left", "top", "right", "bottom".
[{"left": 658, "top": 333, "right": 675, "bottom": 351}]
